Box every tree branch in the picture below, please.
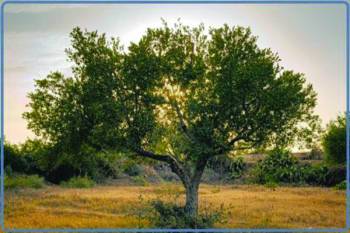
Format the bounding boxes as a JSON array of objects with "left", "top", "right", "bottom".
[
  {"left": 170, "top": 100, "right": 197, "bottom": 144},
  {"left": 134, "top": 148, "right": 190, "bottom": 186}
]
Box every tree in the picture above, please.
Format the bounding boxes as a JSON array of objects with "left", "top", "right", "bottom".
[
  {"left": 24, "top": 22, "right": 318, "bottom": 220},
  {"left": 322, "top": 114, "right": 346, "bottom": 164}
]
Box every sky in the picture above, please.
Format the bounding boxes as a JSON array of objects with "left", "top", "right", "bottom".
[{"left": 2, "top": 3, "right": 347, "bottom": 144}]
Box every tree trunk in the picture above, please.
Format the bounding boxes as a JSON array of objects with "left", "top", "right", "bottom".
[{"left": 185, "top": 182, "right": 199, "bottom": 219}]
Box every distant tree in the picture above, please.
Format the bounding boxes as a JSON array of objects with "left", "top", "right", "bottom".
[
  {"left": 24, "top": 22, "right": 319, "bottom": 221},
  {"left": 322, "top": 114, "right": 346, "bottom": 164}
]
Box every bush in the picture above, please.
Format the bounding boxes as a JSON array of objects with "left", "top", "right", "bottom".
[
  {"left": 252, "top": 148, "right": 346, "bottom": 186},
  {"left": 5, "top": 175, "right": 45, "bottom": 189},
  {"left": 60, "top": 176, "right": 95, "bottom": 188},
  {"left": 322, "top": 115, "right": 346, "bottom": 164},
  {"left": 265, "top": 181, "right": 279, "bottom": 190},
  {"left": 90, "top": 151, "right": 123, "bottom": 182},
  {"left": 251, "top": 148, "right": 302, "bottom": 184},
  {"left": 149, "top": 200, "right": 227, "bottom": 228},
  {"left": 303, "top": 163, "right": 345, "bottom": 186},
  {"left": 131, "top": 176, "right": 148, "bottom": 186},
  {"left": 324, "top": 165, "right": 346, "bottom": 186},
  {"left": 45, "top": 147, "right": 124, "bottom": 183},
  {"left": 301, "top": 164, "right": 329, "bottom": 185},
  {"left": 335, "top": 181, "right": 347, "bottom": 190},
  {"left": 4, "top": 141, "right": 43, "bottom": 175},
  {"left": 124, "top": 163, "right": 144, "bottom": 177}
]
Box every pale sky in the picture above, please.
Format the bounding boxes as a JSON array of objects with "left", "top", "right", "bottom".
[{"left": 2, "top": 3, "right": 347, "bottom": 144}]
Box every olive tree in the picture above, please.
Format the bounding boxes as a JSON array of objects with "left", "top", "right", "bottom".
[{"left": 24, "top": 22, "right": 318, "bottom": 219}]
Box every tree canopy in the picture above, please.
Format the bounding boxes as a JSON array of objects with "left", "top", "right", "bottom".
[
  {"left": 24, "top": 21, "right": 319, "bottom": 219},
  {"left": 322, "top": 114, "right": 346, "bottom": 164}
]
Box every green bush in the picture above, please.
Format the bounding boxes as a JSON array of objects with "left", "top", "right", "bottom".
[
  {"left": 322, "top": 115, "right": 346, "bottom": 164},
  {"left": 4, "top": 137, "right": 133, "bottom": 184},
  {"left": 124, "top": 163, "right": 144, "bottom": 177},
  {"left": 4, "top": 141, "right": 44, "bottom": 175},
  {"left": 335, "top": 181, "right": 347, "bottom": 190},
  {"left": 131, "top": 176, "right": 148, "bottom": 186},
  {"left": 303, "top": 164, "right": 346, "bottom": 186},
  {"left": 301, "top": 164, "right": 328, "bottom": 185},
  {"left": 60, "top": 176, "right": 95, "bottom": 188},
  {"left": 252, "top": 148, "right": 346, "bottom": 186},
  {"left": 5, "top": 175, "right": 45, "bottom": 189},
  {"left": 252, "top": 148, "right": 302, "bottom": 184},
  {"left": 149, "top": 200, "right": 227, "bottom": 228},
  {"left": 45, "top": 146, "right": 124, "bottom": 183},
  {"left": 334, "top": 180, "right": 347, "bottom": 190},
  {"left": 265, "top": 181, "right": 279, "bottom": 190}
]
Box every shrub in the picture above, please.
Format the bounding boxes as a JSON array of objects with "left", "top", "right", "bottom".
[
  {"left": 324, "top": 165, "right": 346, "bottom": 186},
  {"left": 124, "top": 163, "right": 144, "bottom": 177},
  {"left": 90, "top": 151, "right": 123, "bottom": 182},
  {"left": 265, "top": 181, "right": 279, "bottom": 190},
  {"left": 335, "top": 181, "right": 347, "bottom": 190},
  {"left": 322, "top": 115, "right": 346, "bottom": 164},
  {"left": 303, "top": 164, "right": 346, "bottom": 186},
  {"left": 131, "top": 176, "right": 148, "bottom": 186},
  {"left": 252, "top": 148, "right": 346, "bottom": 186},
  {"left": 251, "top": 148, "right": 302, "bottom": 184},
  {"left": 208, "top": 156, "right": 246, "bottom": 180},
  {"left": 5, "top": 174, "right": 45, "bottom": 189},
  {"left": 4, "top": 141, "right": 43, "bottom": 175},
  {"left": 149, "top": 200, "right": 227, "bottom": 228},
  {"left": 60, "top": 176, "right": 95, "bottom": 188},
  {"left": 301, "top": 164, "right": 328, "bottom": 185},
  {"left": 45, "top": 147, "right": 124, "bottom": 183}
]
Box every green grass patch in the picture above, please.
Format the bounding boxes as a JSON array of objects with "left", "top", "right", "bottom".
[{"left": 5, "top": 175, "right": 45, "bottom": 189}]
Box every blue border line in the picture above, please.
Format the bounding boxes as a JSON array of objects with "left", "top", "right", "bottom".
[
  {"left": 346, "top": 0, "right": 350, "bottom": 230},
  {"left": 1, "top": 0, "right": 4, "bottom": 230},
  {"left": 0, "top": 0, "right": 349, "bottom": 3},
  {"left": 0, "top": 0, "right": 349, "bottom": 232}
]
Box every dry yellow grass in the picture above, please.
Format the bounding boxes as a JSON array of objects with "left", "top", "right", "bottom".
[{"left": 4, "top": 184, "right": 346, "bottom": 229}]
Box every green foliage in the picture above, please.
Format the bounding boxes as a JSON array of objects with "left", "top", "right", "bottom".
[
  {"left": 34, "top": 144, "right": 122, "bottom": 183},
  {"left": 208, "top": 156, "right": 246, "bottom": 180},
  {"left": 252, "top": 148, "right": 302, "bottom": 184},
  {"left": 252, "top": 149, "right": 346, "bottom": 186},
  {"left": 24, "top": 22, "right": 318, "bottom": 167},
  {"left": 334, "top": 181, "right": 347, "bottom": 190},
  {"left": 264, "top": 181, "right": 279, "bottom": 190},
  {"left": 149, "top": 200, "right": 227, "bottom": 228},
  {"left": 60, "top": 176, "right": 95, "bottom": 188},
  {"left": 5, "top": 175, "right": 45, "bottom": 189},
  {"left": 322, "top": 114, "right": 346, "bottom": 164},
  {"left": 4, "top": 142, "right": 25, "bottom": 173},
  {"left": 4, "top": 140, "right": 48, "bottom": 176},
  {"left": 131, "top": 176, "right": 148, "bottom": 186},
  {"left": 124, "top": 163, "right": 144, "bottom": 177},
  {"left": 300, "top": 163, "right": 347, "bottom": 186},
  {"left": 301, "top": 164, "right": 329, "bottom": 185},
  {"left": 23, "top": 21, "right": 320, "bottom": 218}
]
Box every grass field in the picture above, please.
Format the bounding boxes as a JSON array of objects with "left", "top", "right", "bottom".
[{"left": 5, "top": 184, "right": 346, "bottom": 229}]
